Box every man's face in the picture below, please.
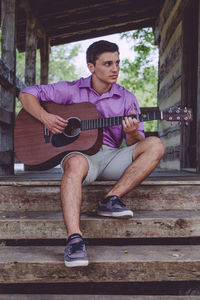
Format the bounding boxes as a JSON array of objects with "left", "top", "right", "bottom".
[{"left": 88, "top": 51, "right": 120, "bottom": 85}]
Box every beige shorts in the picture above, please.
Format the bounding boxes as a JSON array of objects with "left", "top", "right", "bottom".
[{"left": 60, "top": 144, "right": 137, "bottom": 185}]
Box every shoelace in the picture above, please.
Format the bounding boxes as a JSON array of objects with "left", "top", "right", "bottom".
[
  {"left": 111, "top": 198, "right": 125, "bottom": 207},
  {"left": 69, "top": 240, "right": 87, "bottom": 255}
]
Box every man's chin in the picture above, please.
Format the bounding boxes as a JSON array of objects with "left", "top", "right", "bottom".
[{"left": 109, "top": 77, "right": 118, "bottom": 83}]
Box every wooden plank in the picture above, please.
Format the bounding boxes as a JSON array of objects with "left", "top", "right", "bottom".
[
  {"left": 0, "top": 210, "right": 200, "bottom": 239},
  {"left": 0, "top": 0, "right": 16, "bottom": 175},
  {"left": 0, "top": 182, "right": 200, "bottom": 212},
  {"left": 0, "top": 296, "right": 198, "bottom": 300},
  {"left": 154, "top": 0, "right": 177, "bottom": 44},
  {"left": 0, "top": 106, "right": 12, "bottom": 124},
  {"left": 25, "top": 12, "right": 37, "bottom": 86},
  {"left": 39, "top": 34, "right": 49, "bottom": 85},
  {"left": 159, "top": 0, "right": 191, "bottom": 55},
  {"left": 0, "top": 151, "right": 13, "bottom": 164},
  {"left": 0, "top": 59, "right": 14, "bottom": 88},
  {"left": 159, "top": 34, "right": 182, "bottom": 83},
  {"left": 197, "top": 0, "right": 200, "bottom": 172},
  {"left": 181, "top": 0, "right": 198, "bottom": 169},
  {"left": 0, "top": 245, "right": 200, "bottom": 283}
]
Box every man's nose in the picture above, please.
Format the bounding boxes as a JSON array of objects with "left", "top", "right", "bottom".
[{"left": 112, "top": 63, "right": 118, "bottom": 72}]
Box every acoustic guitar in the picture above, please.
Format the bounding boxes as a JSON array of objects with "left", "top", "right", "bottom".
[{"left": 14, "top": 102, "right": 193, "bottom": 170}]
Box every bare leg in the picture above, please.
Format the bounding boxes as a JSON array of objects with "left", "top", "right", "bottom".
[
  {"left": 106, "top": 137, "right": 165, "bottom": 198},
  {"left": 61, "top": 154, "right": 89, "bottom": 238}
]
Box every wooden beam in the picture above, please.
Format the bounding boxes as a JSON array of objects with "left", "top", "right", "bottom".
[
  {"left": 24, "top": 12, "right": 37, "bottom": 86},
  {"left": 181, "top": 0, "right": 198, "bottom": 170},
  {"left": 197, "top": 0, "right": 200, "bottom": 172},
  {"left": 39, "top": 35, "right": 49, "bottom": 85},
  {"left": 0, "top": 107, "right": 13, "bottom": 125},
  {"left": 0, "top": 0, "right": 16, "bottom": 175}
]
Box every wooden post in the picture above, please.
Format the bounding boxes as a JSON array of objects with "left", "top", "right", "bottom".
[
  {"left": 197, "top": 0, "right": 200, "bottom": 172},
  {"left": 0, "top": 0, "right": 16, "bottom": 175},
  {"left": 40, "top": 35, "right": 50, "bottom": 85},
  {"left": 25, "top": 13, "right": 37, "bottom": 86}
]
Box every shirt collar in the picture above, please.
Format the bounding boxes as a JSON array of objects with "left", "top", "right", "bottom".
[{"left": 79, "top": 75, "right": 122, "bottom": 97}]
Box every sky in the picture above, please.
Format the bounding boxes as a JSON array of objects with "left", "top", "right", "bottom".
[{"left": 69, "top": 32, "right": 136, "bottom": 77}]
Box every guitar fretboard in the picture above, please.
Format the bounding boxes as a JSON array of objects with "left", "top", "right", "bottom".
[{"left": 81, "top": 112, "right": 161, "bottom": 131}]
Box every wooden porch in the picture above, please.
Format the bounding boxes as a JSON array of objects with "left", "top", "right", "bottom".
[{"left": 0, "top": 166, "right": 200, "bottom": 183}]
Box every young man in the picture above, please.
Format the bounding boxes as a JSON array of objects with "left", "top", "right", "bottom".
[{"left": 19, "top": 40, "right": 165, "bottom": 267}]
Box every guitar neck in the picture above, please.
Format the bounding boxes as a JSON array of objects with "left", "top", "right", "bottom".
[{"left": 81, "top": 111, "right": 162, "bottom": 131}]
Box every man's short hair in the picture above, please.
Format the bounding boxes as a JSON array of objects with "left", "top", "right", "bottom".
[{"left": 86, "top": 40, "right": 119, "bottom": 65}]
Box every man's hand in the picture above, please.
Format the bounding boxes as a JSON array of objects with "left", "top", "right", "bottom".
[
  {"left": 41, "top": 110, "right": 68, "bottom": 135},
  {"left": 122, "top": 116, "right": 139, "bottom": 134},
  {"left": 122, "top": 111, "right": 144, "bottom": 146}
]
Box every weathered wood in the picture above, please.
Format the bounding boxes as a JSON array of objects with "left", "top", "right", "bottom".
[
  {"left": 0, "top": 150, "right": 13, "bottom": 164},
  {"left": 0, "top": 59, "right": 26, "bottom": 98},
  {"left": 25, "top": 12, "right": 37, "bottom": 86},
  {"left": 197, "top": 0, "right": 200, "bottom": 172},
  {"left": 0, "top": 210, "right": 200, "bottom": 239},
  {"left": 0, "top": 106, "right": 12, "bottom": 124},
  {"left": 158, "top": 0, "right": 191, "bottom": 55},
  {"left": 158, "top": 35, "right": 182, "bottom": 83},
  {"left": 15, "top": 0, "right": 164, "bottom": 51},
  {"left": 0, "top": 59, "right": 14, "bottom": 88},
  {"left": 0, "top": 0, "right": 16, "bottom": 175},
  {"left": 158, "top": 71, "right": 181, "bottom": 106},
  {"left": 0, "top": 245, "right": 200, "bottom": 283},
  {"left": 154, "top": 0, "right": 177, "bottom": 44},
  {"left": 0, "top": 296, "right": 197, "bottom": 300},
  {"left": 40, "top": 35, "right": 49, "bottom": 85},
  {"left": 181, "top": 0, "right": 198, "bottom": 169},
  {"left": 0, "top": 181, "right": 200, "bottom": 212}
]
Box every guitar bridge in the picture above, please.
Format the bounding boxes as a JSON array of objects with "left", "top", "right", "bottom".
[{"left": 44, "top": 126, "right": 50, "bottom": 143}]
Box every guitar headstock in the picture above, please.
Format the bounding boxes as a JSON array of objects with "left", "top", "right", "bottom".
[{"left": 162, "top": 107, "right": 193, "bottom": 122}]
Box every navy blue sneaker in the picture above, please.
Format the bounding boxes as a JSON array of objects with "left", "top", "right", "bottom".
[
  {"left": 97, "top": 195, "right": 133, "bottom": 218},
  {"left": 64, "top": 233, "right": 88, "bottom": 267}
]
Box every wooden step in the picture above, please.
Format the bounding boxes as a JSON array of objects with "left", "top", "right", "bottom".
[
  {"left": 0, "top": 245, "right": 200, "bottom": 283},
  {"left": 0, "top": 181, "right": 200, "bottom": 212},
  {"left": 0, "top": 296, "right": 198, "bottom": 299},
  {"left": 0, "top": 210, "right": 200, "bottom": 239}
]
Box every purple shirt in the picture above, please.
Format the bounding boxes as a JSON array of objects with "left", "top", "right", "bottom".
[{"left": 21, "top": 76, "right": 145, "bottom": 148}]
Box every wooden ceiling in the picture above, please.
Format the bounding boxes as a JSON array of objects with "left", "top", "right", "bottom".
[{"left": 4, "top": 0, "right": 165, "bottom": 52}]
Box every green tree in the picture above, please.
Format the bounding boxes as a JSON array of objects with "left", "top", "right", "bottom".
[
  {"left": 16, "top": 44, "right": 80, "bottom": 84},
  {"left": 120, "top": 28, "right": 158, "bottom": 132},
  {"left": 15, "top": 44, "right": 80, "bottom": 112}
]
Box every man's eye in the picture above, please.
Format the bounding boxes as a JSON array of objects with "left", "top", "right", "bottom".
[{"left": 104, "top": 62, "right": 111, "bottom": 66}]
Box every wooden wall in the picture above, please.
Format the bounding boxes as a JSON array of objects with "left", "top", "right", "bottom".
[{"left": 154, "top": 0, "right": 192, "bottom": 170}]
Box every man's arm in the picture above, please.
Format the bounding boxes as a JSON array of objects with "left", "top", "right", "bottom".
[{"left": 19, "top": 92, "right": 68, "bottom": 135}]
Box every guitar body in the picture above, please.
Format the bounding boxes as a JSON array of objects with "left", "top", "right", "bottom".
[{"left": 14, "top": 102, "right": 103, "bottom": 170}]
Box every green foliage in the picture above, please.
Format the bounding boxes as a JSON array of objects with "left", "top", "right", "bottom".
[
  {"left": 15, "top": 44, "right": 81, "bottom": 113},
  {"left": 16, "top": 44, "right": 81, "bottom": 84},
  {"left": 120, "top": 28, "right": 158, "bottom": 132},
  {"left": 48, "top": 44, "right": 80, "bottom": 83}
]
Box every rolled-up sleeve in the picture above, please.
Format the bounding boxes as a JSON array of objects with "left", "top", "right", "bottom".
[{"left": 20, "top": 81, "right": 71, "bottom": 104}]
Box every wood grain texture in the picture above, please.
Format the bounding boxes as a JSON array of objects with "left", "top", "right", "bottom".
[
  {"left": 0, "top": 210, "right": 200, "bottom": 239},
  {"left": 0, "top": 245, "right": 200, "bottom": 283}
]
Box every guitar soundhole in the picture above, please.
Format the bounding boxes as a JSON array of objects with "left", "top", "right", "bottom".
[{"left": 63, "top": 117, "right": 81, "bottom": 138}]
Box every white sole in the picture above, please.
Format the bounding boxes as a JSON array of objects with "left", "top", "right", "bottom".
[
  {"left": 97, "top": 211, "right": 133, "bottom": 218},
  {"left": 65, "top": 260, "right": 89, "bottom": 268}
]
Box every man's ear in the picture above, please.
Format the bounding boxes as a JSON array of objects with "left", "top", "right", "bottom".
[{"left": 87, "top": 63, "right": 95, "bottom": 74}]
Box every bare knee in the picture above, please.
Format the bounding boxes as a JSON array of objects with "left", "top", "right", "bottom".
[
  {"left": 62, "top": 154, "right": 89, "bottom": 177},
  {"left": 146, "top": 136, "right": 165, "bottom": 159},
  {"left": 133, "top": 136, "right": 165, "bottom": 161}
]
